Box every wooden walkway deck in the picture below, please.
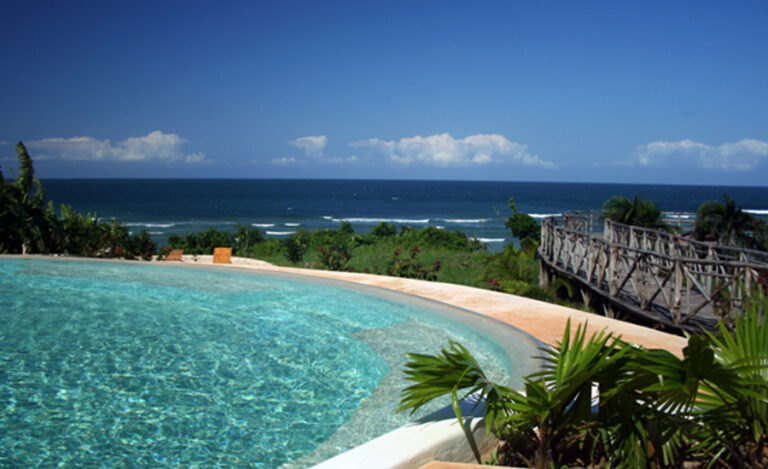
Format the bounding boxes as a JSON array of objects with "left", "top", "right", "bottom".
[{"left": 539, "top": 212, "right": 768, "bottom": 331}]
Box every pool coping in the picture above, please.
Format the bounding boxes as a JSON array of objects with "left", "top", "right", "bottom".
[{"left": 5, "top": 255, "right": 687, "bottom": 467}]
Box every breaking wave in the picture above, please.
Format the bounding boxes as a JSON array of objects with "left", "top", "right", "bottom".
[
  {"left": 442, "top": 218, "right": 489, "bottom": 224},
  {"left": 330, "top": 217, "right": 430, "bottom": 224},
  {"left": 124, "top": 222, "right": 175, "bottom": 228},
  {"left": 477, "top": 238, "right": 505, "bottom": 243}
]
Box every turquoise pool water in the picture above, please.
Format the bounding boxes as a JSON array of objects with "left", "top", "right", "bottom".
[{"left": 0, "top": 257, "right": 537, "bottom": 467}]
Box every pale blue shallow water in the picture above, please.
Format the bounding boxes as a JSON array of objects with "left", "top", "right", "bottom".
[{"left": 0, "top": 257, "right": 534, "bottom": 468}]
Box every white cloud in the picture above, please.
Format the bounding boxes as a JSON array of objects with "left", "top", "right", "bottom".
[
  {"left": 274, "top": 136, "right": 356, "bottom": 166},
  {"left": 289, "top": 135, "right": 327, "bottom": 159},
  {"left": 632, "top": 138, "right": 768, "bottom": 171},
  {"left": 270, "top": 156, "right": 297, "bottom": 165},
  {"left": 349, "top": 133, "right": 554, "bottom": 168},
  {"left": 25, "top": 131, "right": 209, "bottom": 163},
  {"left": 184, "top": 152, "right": 207, "bottom": 164}
]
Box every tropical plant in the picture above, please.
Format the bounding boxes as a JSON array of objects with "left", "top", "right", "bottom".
[
  {"left": 55, "top": 204, "right": 103, "bottom": 255},
  {"left": 398, "top": 341, "right": 513, "bottom": 464},
  {"left": 0, "top": 142, "right": 58, "bottom": 254},
  {"left": 399, "top": 321, "right": 632, "bottom": 467},
  {"left": 167, "top": 227, "right": 233, "bottom": 255},
  {"left": 697, "top": 294, "right": 768, "bottom": 467},
  {"left": 399, "top": 296, "right": 768, "bottom": 468},
  {"left": 695, "top": 195, "right": 768, "bottom": 250},
  {"left": 284, "top": 229, "right": 310, "bottom": 264},
  {"left": 386, "top": 245, "right": 441, "bottom": 280},
  {"left": 370, "top": 221, "right": 398, "bottom": 238},
  {"left": 505, "top": 197, "right": 540, "bottom": 242},
  {"left": 482, "top": 239, "right": 574, "bottom": 302},
  {"left": 317, "top": 243, "right": 352, "bottom": 271},
  {"left": 484, "top": 240, "right": 539, "bottom": 287},
  {"left": 0, "top": 144, "right": 156, "bottom": 259},
  {"left": 232, "top": 224, "right": 264, "bottom": 255},
  {"left": 601, "top": 195, "right": 667, "bottom": 230}
]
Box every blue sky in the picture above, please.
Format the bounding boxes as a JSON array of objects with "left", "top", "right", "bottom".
[{"left": 1, "top": 1, "right": 767, "bottom": 184}]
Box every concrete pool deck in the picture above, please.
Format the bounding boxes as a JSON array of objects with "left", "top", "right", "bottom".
[{"left": 175, "top": 255, "right": 687, "bottom": 356}]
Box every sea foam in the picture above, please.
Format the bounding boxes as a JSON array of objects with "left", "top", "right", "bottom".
[
  {"left": 442, "top": 218, "right": 489, "bottom": 223},
  {"left": 124, "top": 222, "right": 175, "bottom": 228},
  {"left": 331, "top": 217, "right": 430, "bottom": 224}
]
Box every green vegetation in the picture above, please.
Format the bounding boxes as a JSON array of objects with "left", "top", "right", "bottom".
[
  {"left": 601, "top": 195, "right": 667, "bottom": 230},
  {"left": 505, "top": 197, "right": 540, "bottom": 241},
  {"left": 695, "top": 195, "right": 768, "bottom": 250},
  {"left": 0, "top": 142, "right": 156, "bottom": 259},
  {"left": 399, "top": 294, "right": 768, "bottom": 468},
  {"left": 166, "top": 221, "right": 493, "bottom": 284}
]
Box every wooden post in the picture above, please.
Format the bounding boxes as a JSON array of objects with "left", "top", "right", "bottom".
[
  {"left": 580, "top": 288, "right": 592, "bottom": 308},
  {"left": 609, "top": 245, "right": 618, "bottom": 296},
  {"left": 539, "top": 262, "right": 550, "bottom": 289}
]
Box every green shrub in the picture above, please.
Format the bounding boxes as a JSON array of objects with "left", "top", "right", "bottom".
[
  {"left": 505, "top": 197, "right": 540, "bottom": 241},
  {"left": 284, "top": 229, "right": 310, "bottom": 264},
  {"left": 400, "top": 226, "right": 483, "bottom": 252},
  {"left": 370, "top": 222, "right": 398, "bottom": 238},
  {"left": 232, "top": 224, "right": 264, "bottom": 255},
  {"left": 250, "top": 238, "right": 283, "bottom": 258},
  {"left": 318, "top": 243, "right": 352, "bottom": 271},
  {"left": 399, "top": 296, "right": 768, "bottom": 468},
  {"left": 386, "top": 246, "right": 441, "bottom": 281}
]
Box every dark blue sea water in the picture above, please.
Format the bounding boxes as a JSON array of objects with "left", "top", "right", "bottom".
[{"left": 42, "top": 179, "right": 768, "bottom": 250}]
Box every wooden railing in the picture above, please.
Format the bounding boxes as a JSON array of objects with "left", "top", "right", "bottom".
[{"left": 539, "top": 212, "right": 768, "bottom": 329}]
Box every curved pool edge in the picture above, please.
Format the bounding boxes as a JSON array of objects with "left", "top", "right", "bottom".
[
  {"left": 309, "top": 393, "right": 492, "bottom": 469},
  {"left": 4, "top": 254, "right": 687, "bottom": 468},
  {"left": 175, "top": 254, "right": 687, "bottom": 355},
  {"left": 165, "top": 255, "right": 688, "bottom": 468}
]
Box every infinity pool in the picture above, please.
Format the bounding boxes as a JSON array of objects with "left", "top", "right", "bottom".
[{"left": 0, "top": 257, "right": 538, "bottom": 467}]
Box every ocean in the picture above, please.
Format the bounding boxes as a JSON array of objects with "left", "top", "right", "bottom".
[{"left": 42, "top": 179, "right": 768, "bottom": 250}]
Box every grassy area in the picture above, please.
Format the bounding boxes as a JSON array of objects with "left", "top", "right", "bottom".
[
  {"left": 162, "top": 222, "right": 593, "bottom": 312},
  {"left": 166, "top": 223, "right": 494, "bottom": 289}
]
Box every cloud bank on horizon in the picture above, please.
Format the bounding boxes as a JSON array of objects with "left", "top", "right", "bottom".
[
  {"left": 10, "top": 131, "right": 768, "bottom": 181},
  {"left": 349, "top": 133, "right": 555, "bottom": 168},
  {"left": 629, "top": 138, "right": 768, "bottom": 171},
  {"left": 23, "top": 131, "right": 208, "bottom": 164},
  {"left": 269, "top": 132, "right": 555, "bottom": 170}
]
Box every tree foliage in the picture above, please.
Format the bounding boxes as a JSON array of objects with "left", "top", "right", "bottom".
[
  {"left": 386, "top": 245, "right": 441, "bottom": 280},
  {"left": 0, "top": 142, "right": 157, "bottom": 259},
  {"left": 601, "top": 195, "right": 667, "bottom": 230},
  {"left": 695, "top": 195, "right": 768, "bottom": 250},
  {"left": 0, "top": 142, "right": 56, "bottom": 254},
  {"left": 505, "top": 197, "right": 540, "bottom": 242}
]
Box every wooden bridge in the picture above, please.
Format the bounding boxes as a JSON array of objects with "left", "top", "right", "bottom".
[{"left": 539, "top": 212, "right": 768, "bottom": 331}]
